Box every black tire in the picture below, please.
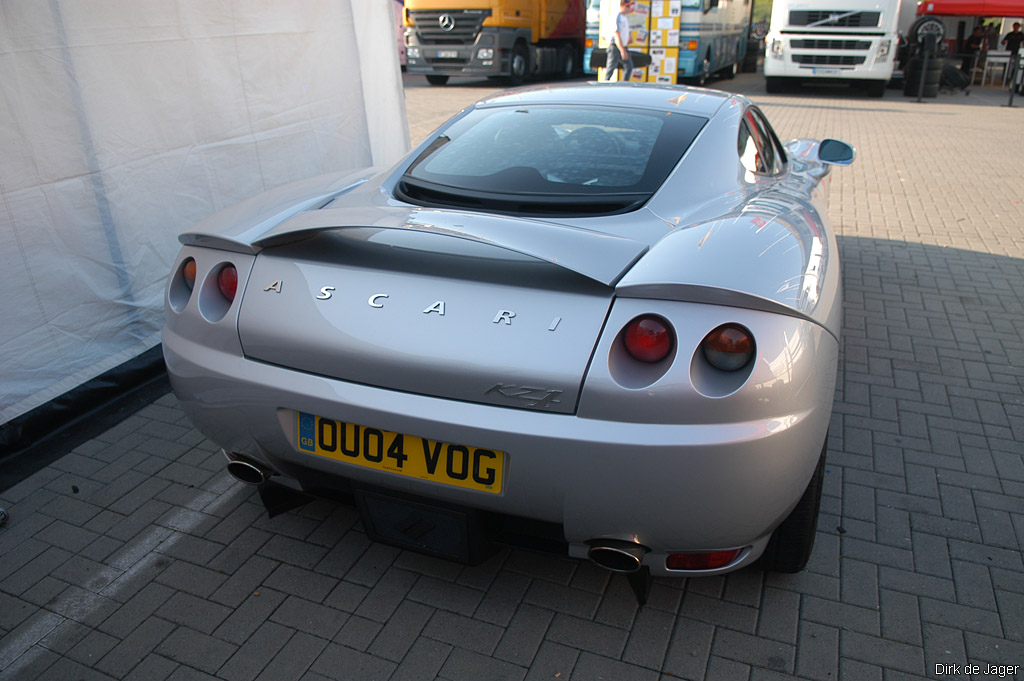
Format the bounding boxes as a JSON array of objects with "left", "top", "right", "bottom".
[
  {"left": 697, "top": 53, "right": 712, "bottom": 86},
  {"left": 865, "top": 79, "right": 886, "bottom": 97},
  {"left": 742, "top": 39, "right": 761, "bottom": 72},
  {"left": 558, "top": 45, "right": 577, "bottom": 79},
  {"left": 765, "top": 76, "right": 787, "bottom": 93},
  {"left": 508, "top": 41, "right": 529, "bottom": 85},
  {"left": 759, "top": 439, "right": 826, "bottom": 573},
  {"left": 425, "top": 75, "right": 449, "bottom": 86},
  {"left": 908, "top": 15, "right": 946, "bottom": 45},
  {"left": 903, "top": 56, "right": 940, "bottom": 97},
  {"left": 724, "top": 61, "right": 738, "bottom": 79}
]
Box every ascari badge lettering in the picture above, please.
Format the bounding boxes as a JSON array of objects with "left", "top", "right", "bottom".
[{"left": 311, "top": 289, "right": 566, "bottom": 331}]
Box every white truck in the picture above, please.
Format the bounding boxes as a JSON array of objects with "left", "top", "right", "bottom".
[{"left": 763, "top": 0, "right": 901, "bottom": 96}]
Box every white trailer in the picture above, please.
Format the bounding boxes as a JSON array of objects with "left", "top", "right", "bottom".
[{"left": 764, "top": 0, "right": 901, "bottom": 96}]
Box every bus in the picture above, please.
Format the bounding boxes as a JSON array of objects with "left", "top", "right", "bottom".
[
  {"left": 677, "top": 0, "right": 751, "bottom": 83},
  {"left": 584, "top": 0, "right": 602, "bottom": 75}
]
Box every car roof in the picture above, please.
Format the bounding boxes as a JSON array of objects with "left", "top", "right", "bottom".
[{"left": 474, "top": 82, "right": 739, "bottom": 119}]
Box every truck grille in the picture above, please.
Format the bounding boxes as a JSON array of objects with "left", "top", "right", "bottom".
[
  {"left": 788, "top": 11, "right": 880, "bottom": 27},
  {"left": 791, "top": 39, "right": 872, "bottom": 50},
  {"left": 408, "top": 9, "right": 491, "bottom": 45},
  {"left": 793, "top": 54, "right": 867, "bottom": 65}
]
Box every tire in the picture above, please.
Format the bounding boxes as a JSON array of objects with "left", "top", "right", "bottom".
[
  {"left": 724, "top": 61, "right": 738, "bottom": 79},
  {"left": 697, "top": 54, "right": 712, "bottom": 86},
  {"left": 759, "top": 439, "right": 826, "bottom": 573},
  {"left": 865, "top": 79, "right": 886, "bottom": 97},
  {"left": 908, "top": 15, "right": 946, "bottom": 46},
  {"left": 765, "top": 76, "right": 787, "bottom": 93},
  {"left": 558, "top": 45, "right": 577, "bottom": 79},
  {"left": 508, "top": 41, "right": 529, "bottom": 85},
  {"left": 425, "top": 75, "right": 449, "bottom": 86},
  {"left": 903, "top": 56, "right": 940, "bottom": 97}
]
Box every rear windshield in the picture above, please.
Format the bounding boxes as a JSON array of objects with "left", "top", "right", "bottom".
[{"left": 396, "top": 104, "right": 706, "bottom": 216}]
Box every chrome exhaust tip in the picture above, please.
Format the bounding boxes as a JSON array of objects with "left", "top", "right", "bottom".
[
  {"left": 587, "top": 539, "right": 648, "bottom": 573},
  {"left": 226, "top": 458, "right": 269, "bottom": 485}
]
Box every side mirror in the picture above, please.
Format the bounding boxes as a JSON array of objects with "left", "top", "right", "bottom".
[{"left": 818, "top": 139, "right": 855, "bottom": 166}]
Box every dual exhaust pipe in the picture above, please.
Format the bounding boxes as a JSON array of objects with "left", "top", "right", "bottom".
[{"left": 226, "top": 454, "right": 650, "bottom": 574}]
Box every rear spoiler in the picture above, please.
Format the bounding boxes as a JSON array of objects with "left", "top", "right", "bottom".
[{"left": 253, "top": 204, "right": 649, "bottom": 287}]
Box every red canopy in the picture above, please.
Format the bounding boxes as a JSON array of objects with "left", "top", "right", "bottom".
[{"left": 917, "top": 0, "right": 1024, "bottom": 16}]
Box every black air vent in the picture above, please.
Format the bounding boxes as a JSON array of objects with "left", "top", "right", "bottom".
[
  {"left": 793, "top": 54, "right": 866, "bottom": 65},
  {"left": 408, "top": 9, "right": 491, "bottom": 44},
  {"left": 791, "top": 39, "right": 872, "bottom": 50},
  {"left": 788, "top": 10, "right": 880, "bottom": 27}
]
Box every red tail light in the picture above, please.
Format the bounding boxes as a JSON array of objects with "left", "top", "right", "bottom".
[
  {"left": 623, "top": 315, "right": 673, "bottom": 363},
  {"left": 666, "top": 549, "right": 743, "bottom": 571},
  {"left": 701, "top": 324, "right": 754, "bottom": 371},
  {"left": 182, "top": 258, "right": 196, "bottom": 291},
  {"left": 217, "top": 265, "right": 238, "bottom": 302}
]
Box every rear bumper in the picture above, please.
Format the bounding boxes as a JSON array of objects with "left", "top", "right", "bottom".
[{"left": 163, "top": 321, "right": 835, "bottom": 577}]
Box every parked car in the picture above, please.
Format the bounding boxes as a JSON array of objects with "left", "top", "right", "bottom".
[{"left": 163, "top": 82, "right": 853, "bottom": 588}]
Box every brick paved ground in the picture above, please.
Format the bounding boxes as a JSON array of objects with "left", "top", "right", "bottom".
[{"left": 1, "top": 71, "right": 1022, "bottom": 680}]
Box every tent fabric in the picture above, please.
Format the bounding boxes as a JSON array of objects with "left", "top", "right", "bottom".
[
  {"left": 0, "top": 0, "right": 410, "bottom": 425},
  {"left": 918, "top": 0, "right": 1024, "bottom": 15}
]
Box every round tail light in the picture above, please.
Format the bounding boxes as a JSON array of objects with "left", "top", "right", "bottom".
[
  {"left": 624, "top": 315, "right": 674, "bottom": 363},
  {"left": 217, "top": 264, "right": 238, "bottom": 302},
  {"left": 182, "top": 258, "right": 196, "bottom": 291},
  {"left": 701, "top": 324, "right": 754, "bottom": 371}
]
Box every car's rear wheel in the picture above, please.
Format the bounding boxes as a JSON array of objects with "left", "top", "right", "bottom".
[{"left": 759, "top": 437, "right": 826, "bottom": 573}]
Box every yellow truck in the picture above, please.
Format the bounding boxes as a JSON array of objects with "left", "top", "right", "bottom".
[{"left": 403, "top": 0, "right": 586, "bottom": 85}]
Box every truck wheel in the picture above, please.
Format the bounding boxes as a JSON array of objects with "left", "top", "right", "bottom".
[
  {"left": 765, "top": 76, "right": 786, "bottom": 93},
  {"left": 724, "top": 61, "right": 738, "bottom": 79},
  {"left": 697, "top": 54, "right": 712, "bottom": 86},
  {"left": 558, "top": 45, "right": 577, "bottom": 79},
  {"left": 759, "top": 438, "right": 826, "bottom": 574},
  {"left": 508, "top": 42, "right": 529, "bottom": 85},
  {"left": 425, "top": 75, "right": 449, "bottom": 86},
  {"left": 865, "top": 80, "right": 886, "bottom": 97}
]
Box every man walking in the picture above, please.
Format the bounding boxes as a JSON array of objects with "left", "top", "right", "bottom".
[{"left": 604, "top": 0, "right": 635, "bottom": 82}]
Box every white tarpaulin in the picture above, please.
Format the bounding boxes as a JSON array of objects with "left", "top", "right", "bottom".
[{"left": 0, "top": 0, "right": 410, "bottom": 425}]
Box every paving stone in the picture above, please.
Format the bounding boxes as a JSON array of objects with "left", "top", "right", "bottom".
[
  {"left": 423, "top": 610, "right": 504, "bottom": 656},
  {"left": 439, "top": 646, "right": 526, "bottom": 681},
  {"left": 216, "top": 621, "right": 290, "bottom": 681},
  {"left": 154, "top": 626, "right": 238, "bottom": 674},
  {"left": 308, "top": 642, "right": 396, "bottom": 681},
  {"left": 366, "top": 600, "right": 435, "bottom": 663},
  {"left": 212, "top": 588, "right": 288, "bottom": 647},
  {"left": 493, "top": 603, "right": 553, "bottom": 667}
]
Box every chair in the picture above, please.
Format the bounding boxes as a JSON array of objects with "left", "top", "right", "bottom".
[{"left": 983, "top": 51, "right": 1010, "bottom": 86}]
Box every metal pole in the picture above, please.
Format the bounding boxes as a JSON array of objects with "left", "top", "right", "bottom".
[
  {"left": 917, "top": 48, "right": 929, "bottom": 101},
  {"left": 1008, "top": 55, "right": 1019, "bottom": 107}
]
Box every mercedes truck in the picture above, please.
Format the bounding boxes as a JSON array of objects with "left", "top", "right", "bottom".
[{"left": 403, "top": 0, "right": 586, "bottom": 85}]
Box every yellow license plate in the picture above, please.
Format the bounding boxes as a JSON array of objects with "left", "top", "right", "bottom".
[{"left": 296, "top": 412, "right": 504, "bottom": 494}]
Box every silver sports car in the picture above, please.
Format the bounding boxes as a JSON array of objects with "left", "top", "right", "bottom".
[{"left": 163, "top": 82, "right": 853, "bottom": 589}]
